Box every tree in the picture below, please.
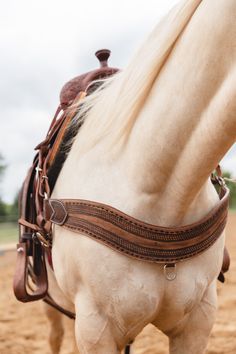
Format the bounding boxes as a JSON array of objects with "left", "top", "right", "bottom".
[
  {"left": 0, "top": 153, "right": 6, "bottom": 177},
  {"left": 0, "top": 153, "right": 7, "bottom": 218},
  {"left": 9, "top": 192, "right": 19, "bottom": 221},
  {"left": 223, "top": 171, "right": 236, "bottom": 209}
]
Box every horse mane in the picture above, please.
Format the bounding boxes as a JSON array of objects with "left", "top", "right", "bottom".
[{"left": 71, "top": 0, "right": 203, "bottom": 154}]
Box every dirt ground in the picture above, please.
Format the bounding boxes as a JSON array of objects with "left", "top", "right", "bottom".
[{"left": 1, "top": 213, "right": 236, "bottom": 354}]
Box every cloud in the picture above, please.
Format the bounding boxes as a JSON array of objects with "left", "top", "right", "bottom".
[
  {"left": 0, "top": 107, "right": 51, "bottom": 200},
  {"left": 1, "top": 0, "right": 180, "bottom": 202}
]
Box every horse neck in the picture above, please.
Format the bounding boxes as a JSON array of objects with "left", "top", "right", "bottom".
[
  {"left": 54, "top": 0, "right": 236, "bottom": 227},
  {"left": 122, "top": 1, "right": 236, "bottom": 225},
  {"left": 124, "top": 85, "right": 236, "bottom": 225}
]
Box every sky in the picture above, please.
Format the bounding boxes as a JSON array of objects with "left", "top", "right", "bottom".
[{"left": 0, "top": 0, "right": 235, "bottom": 203}]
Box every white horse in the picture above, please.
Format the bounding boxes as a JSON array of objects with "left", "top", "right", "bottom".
[{"left": 45, "top": 0, "right": 236, "bottom": 353}]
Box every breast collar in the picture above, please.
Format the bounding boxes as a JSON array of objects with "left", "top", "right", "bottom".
[{"left": 43, "top": 180, "right": 229, "bottom": 264}]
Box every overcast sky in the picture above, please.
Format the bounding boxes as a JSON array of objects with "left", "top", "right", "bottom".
[{"left": 0, "top": 0, "right": 235, "bottom": 203}]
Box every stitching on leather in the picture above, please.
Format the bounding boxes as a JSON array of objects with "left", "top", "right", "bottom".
[
  {"left": 62, "top": 214, "right": 227, "bottom": 263},
  {"left": 64, "top": 195, "right": 228, "bottom": 234},
  {"left": 64, "top": 200, "right": 228, "bottom": 238}
]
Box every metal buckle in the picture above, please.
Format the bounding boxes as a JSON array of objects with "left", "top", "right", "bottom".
[
  {"left": 211, "top": 174, "right": 226, "bottom": 187},
  {"left": 164, "top": 263, "right": 177, "bottom": 281},
  {"left": 35, "top": 166, "right": 42, "bottom": 173},
  {"left": 35, "top": 232, "right": 50, "bottom": 248},
  {"left": 217, "top": 176, "right": 226, "bottom": 187}
]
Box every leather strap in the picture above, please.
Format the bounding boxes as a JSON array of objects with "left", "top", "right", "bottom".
[
  {"left": 13, "top": 158, "right": 48, "bottom": 302},
  {"left": 13, "top": 154, "right": 49, "bottom": 302},
  {"left": 43, "top": 294, "right": 75, "bottom": 320},
  {"left": 13, "top": 50, "right": 120, "bottom": 306},
  {"left": 45, "top": 185, "right": 229, "bottom": 263},
  {"left": 47, "top": 91, "right": 87, "bottom": 168},
  {"left": 13, "top": 242, "right": 48, "bottom": 302}
]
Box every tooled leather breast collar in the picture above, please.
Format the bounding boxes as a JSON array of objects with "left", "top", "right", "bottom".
[{"left": 44, "top": 182, "right": 229, "bottom": 264}]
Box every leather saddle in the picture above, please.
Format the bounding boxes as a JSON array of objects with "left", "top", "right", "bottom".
[{"left": 13, "top": 49, "right": 119, "bottom": 304}]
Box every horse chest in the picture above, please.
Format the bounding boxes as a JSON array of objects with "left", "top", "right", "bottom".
[{"left": 86, "top": 264, "right": 208, "bottom": 339}]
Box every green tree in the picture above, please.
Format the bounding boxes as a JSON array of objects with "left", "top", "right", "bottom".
[
  {"left": 0, "top": 200, "right": 6, "bottom": 217},
  {"left": 9, "top": 192, "right": 19, "bottom": 221},
  {"left": 0, "top": 153, "right": 7, "bottom": 218},
  {"left": 223, "top": 171, "right": 236, "bottom": 209},
  {"left": 0, "top": 153, "right": 6, "bottom": 176}
]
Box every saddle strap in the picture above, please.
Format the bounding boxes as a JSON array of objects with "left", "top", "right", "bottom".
[
  {"left": 13, "top": 242, "right": 48, "bottom": 302},
  {"left": 13, "top": 158, "right": 48, "bottom": 302},
  {"left": 43, "top": 294, "right": 75, "bottom": 319},
  {"left": 44, "top": 185, "right": 229, "bottom": 263}
]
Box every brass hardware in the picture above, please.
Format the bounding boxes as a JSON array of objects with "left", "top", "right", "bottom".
[{"left": 36, "top": 232, "right": 50, "bottom": 248}]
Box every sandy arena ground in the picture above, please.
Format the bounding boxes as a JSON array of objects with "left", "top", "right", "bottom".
[{"left": 1, "top": 213, "right": 236, "bottom": 354}]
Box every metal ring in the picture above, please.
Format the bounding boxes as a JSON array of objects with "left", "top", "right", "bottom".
[
  {"left": 164, "top": 263, "right": 177, "bottom": 281},
  {"left": 36, "top": 232, "right": 50, "bottom": 248}
]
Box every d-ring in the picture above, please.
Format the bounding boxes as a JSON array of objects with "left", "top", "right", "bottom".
[{"left": 164, "top": 263, "right": 177, "bottom": 281}]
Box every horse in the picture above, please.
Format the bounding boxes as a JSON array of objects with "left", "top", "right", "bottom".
[{"left": 43, "top": 0, "right": 236, "bottom": 353}]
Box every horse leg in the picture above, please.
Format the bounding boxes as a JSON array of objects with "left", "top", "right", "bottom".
[
  {"left": 74, "top": 294, "right": 121, "bottom": 354},
  {"left": 168, "top": 283, "right": 217, "bottom": 354},
  {"left": 65, "top": 316, "right": 80, "bottom": 353},
  {"left": 43, "top": 302, "right": 64, "bottom": 354}
]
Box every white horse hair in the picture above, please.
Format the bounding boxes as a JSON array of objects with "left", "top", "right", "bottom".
[{"left": 45, "top": 0, "right": 236, "bottom": 353}]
